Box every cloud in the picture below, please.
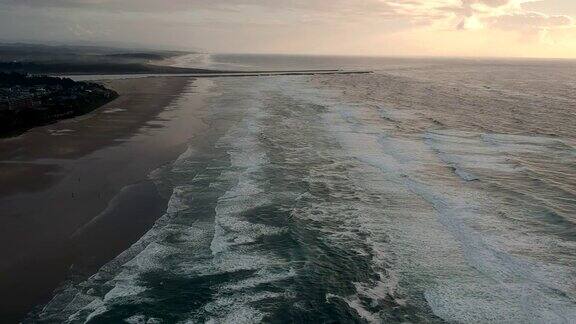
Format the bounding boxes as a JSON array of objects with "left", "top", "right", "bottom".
[
  {"left": 492, "top": 11, "right": 573, "bottom": 28},
  {"left": 0, "top": 0, "right": 574, "bottom": 56},
  {"left": 442, "top": 0, "right": 574, "bottom": 33},
  {"left": 1, "top": 0, "right": 572, "bottom": 30},
  {"left": 1, "top": 0, "right": 393, "bottom": 14}
]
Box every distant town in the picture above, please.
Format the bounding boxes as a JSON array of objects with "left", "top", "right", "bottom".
[{"left": 0, "top": 72, "right": 117, "bottom": 136}]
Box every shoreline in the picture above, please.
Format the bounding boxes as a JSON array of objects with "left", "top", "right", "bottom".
[
  {"left": 0, "top": 74, "right": 119, "bottom": 139},
  {"left": 0, "top": 76, "right": 201, "bottom": 322},
  {"left": 58, "top": 70, "right": 372, "bottom": 80},
  {"left": 148, "top": 52, "right": 373, "bottom": 75}
]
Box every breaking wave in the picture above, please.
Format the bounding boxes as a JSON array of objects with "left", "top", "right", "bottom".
[{"left": 33, "top": 61, "right": 576, "bottom": 323}]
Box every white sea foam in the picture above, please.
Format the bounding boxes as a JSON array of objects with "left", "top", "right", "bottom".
[
  {"left": 124, "top": 314, "right": 162, "bottom": 324},
  {"left": 83, "top": 304, "right": 107, "bottom": 323},
  {"left": 193, "top": 85, "right": 297, "bottom": 322},
  {"left": 33, "top": 67, "right": 576, "bottom": 323},
  {"left": 254, "top": 74, "right": 576, "bottom": 322}
]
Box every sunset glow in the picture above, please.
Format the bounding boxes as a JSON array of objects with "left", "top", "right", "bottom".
[{"left": 1, "top": 0, "right": 575, "bottom": 58}]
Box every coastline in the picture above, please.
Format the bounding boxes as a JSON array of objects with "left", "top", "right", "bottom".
[
  {"left": 0, "top": 76, "right": 201, "bottom": 322},
  {"left": 0, "top": 75, "right": 119, "bottom": 139}
]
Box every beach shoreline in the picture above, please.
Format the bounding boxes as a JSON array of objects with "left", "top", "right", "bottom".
[{"left": 0, "top": 76, "right": 202, "bottom": 322}]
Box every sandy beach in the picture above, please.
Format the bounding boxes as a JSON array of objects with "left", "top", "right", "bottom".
[{"left": 0, "top": 76, "right": 204, "bottom": 322}]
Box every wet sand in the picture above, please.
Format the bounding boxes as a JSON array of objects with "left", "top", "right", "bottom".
[{"left": 0, "top": 76, "right": 205, "bottom": 322}]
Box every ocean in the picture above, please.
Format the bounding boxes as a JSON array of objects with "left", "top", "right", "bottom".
[{"left": 34, "top": 55, "right": 576, "bottom": 323}]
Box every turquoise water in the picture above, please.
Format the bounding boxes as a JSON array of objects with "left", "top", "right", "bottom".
[{"left": 33, "top": 57, "right": 576, "bottom": 323}]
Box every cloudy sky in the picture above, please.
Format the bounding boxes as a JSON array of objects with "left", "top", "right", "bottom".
[{"left": 0, "top": 0, "right": 575, "bottom": 58}]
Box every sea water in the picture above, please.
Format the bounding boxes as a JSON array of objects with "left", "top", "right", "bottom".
[{"left": 33, "top": 56, "right": 576, "bottom": 323}]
